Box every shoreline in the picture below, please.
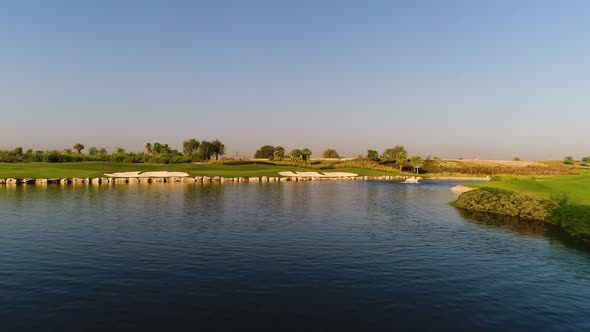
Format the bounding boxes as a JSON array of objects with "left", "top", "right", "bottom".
[
  {"left": 427, "top": 176, "right": 490, "bottom": 181},
  {"left": 451, "top": 187, "right": 590, "bottom": 244},
  {"left": 0, "top": 175, "right": 420, "bottom": 185}
]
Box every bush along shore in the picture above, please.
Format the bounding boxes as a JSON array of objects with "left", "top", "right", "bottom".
[
  {"left": 452, "top": 187, "right": 590, "bottom": 244},
  {"left": 0, "top": 175, "right": 414, "bottom": 185}
]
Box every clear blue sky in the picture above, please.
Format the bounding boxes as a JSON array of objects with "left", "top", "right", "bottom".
[{"left": 1, "top": 0, "right": 589, "bottom": 159}]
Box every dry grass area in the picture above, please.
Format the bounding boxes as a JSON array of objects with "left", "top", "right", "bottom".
[
  {"left": 427, "top": 159, "right": 574, "bottom": 176},
  {"left": 441, "top": 159, "right": 550, "bottom": 167},
  {"left": 215, "top": 158, "right": 576, "bottom": 176}
]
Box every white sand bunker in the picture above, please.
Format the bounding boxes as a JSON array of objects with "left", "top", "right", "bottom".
[
  {"left": 278, "top": 171, "right": 358, "bottom": 178},
  {"left": 105, "top": 171, "right": 189, "bottom": 178}
]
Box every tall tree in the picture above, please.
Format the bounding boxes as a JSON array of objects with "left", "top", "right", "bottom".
[
  {"left": 145, "top": 143, "right": 153, "bottom": 155},
  {"left": 73, "top": 143, "right": 85, "bottom": 154},
  {"left": 323, "top": 148, "right": 340, "bottom": 158},
  {"left": 410, "top": 156, "right": 424, "bottom": 174},
  {"left": 152, "top": 142, "right": 163, "bottom": 154},
  {"left": 197, "top": 140, "right": 214, "bottom": 160},
  {"left": 301, "top": 148, "right": 312, "bottom": 163},
  {"left": 382, "top": 146, "right": 407, "bottom": 162},
  {"left": 290, "top": 149, "right": 302, "bottom": 161},
  {"left": 255, "top": 145, "right": 275, "bottom": 159},
  {"left": 211, "top": 139, "right": 226, "bottom": 160},
  {"left": 182, "top": 139, "right": 200, "bottom": 156},
  {"left": 396, "top": 151, "right": 408, "bottom": 171},
  {"left": 162, "top": 144, "right": 172, "bottom": 154},
  {"left": 88, "top": 147, "right": 98, "bottom": 156},
  {"left": 273, "top": 146, "right": 285, "bottom": 161}
]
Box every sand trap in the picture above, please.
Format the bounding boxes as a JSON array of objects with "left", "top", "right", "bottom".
[
  {"left": 278, "top": 171, "right": 358, "bottom": 178},
  {"left": 324, "top": 172, "right": 359, "bottom": 177},
  {"left": 450, "top": 185, "right": 477, "bottom": 193},
  {"left": 105, "top": 171, "right": 189, "bottom": 178}
]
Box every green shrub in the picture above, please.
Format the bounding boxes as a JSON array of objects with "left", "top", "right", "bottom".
[
  {"left": 452, "top": 188, "right": 557, "bottom": 221},
  {"left": 44, "top": 151, "right": 63, "bottom": 163}
]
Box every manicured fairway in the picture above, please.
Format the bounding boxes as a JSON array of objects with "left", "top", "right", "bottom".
[
  {"left": 461, "top": 170, "right": 590, "bottom": 241},
  {"left": 0, "top": 162, "right": 397, "bottom": 179},
  {"left": 470, "top": 171, "right": 590, "bottom": 205}
]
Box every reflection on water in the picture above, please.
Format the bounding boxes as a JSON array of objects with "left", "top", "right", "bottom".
[
  {"left": 1, "top": 181, "right": 590, "bottom": 331},
  {"left": 458, "top": 210, "right": 547, "bottom": 237},
  {"left": 458, "top": 209, "right": 590, "bottom": 251}
]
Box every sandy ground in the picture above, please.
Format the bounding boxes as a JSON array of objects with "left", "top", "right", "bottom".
[
  {"left": 440, "top": 159, "right": 550, "bottom": 167},
  {"left": 450, "top": 185, "right": 477, "bottom": 193},
  {"left": 278, "top": 171, "right": 358, "bottom": 178},
  {"left": 105, "top": 171, "right": 189, "bottom": 178}
]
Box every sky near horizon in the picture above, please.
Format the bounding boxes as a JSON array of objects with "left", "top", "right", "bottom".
[{"left": 1, "top": 1, "right": 589, "bottom": 160}]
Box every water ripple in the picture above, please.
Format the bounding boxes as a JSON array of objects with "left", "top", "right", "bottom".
[{"left": 1, "top": 181, "right": 590, "bottom": 331}]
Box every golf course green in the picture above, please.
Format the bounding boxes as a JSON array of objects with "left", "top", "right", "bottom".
[{"left": 454, "top": 170, "right": 590, "bottom": 242}]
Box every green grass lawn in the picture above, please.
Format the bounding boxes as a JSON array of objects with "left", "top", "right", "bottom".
[
  {"left": 461, "top": 172, "right": 590, "bottom": 242},
  {"left": 0, "top": 162, "right": 398, "bottom": 179},
  {"left": 469, "top": 173, "right": 590, "bottom": 206}
]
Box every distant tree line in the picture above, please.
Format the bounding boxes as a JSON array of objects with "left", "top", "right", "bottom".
[
  {"left": 564, "top": 155, "right": 590, "bottom": 166},
  {"left": 254, "top": 145, "right": 314, "bottom": 163},
  {"left": 4, "top": 141, "right": 586, "bottom": 171},
  {"left": 254, "top": 145, "right": 289, "bottom": 161},
  {"left": 365, "top": 145, "right": 427, "bottom": 174},
  {"left": 254, "top": 144, "right": 427, "bottom": 172},
  {"left": 0, "top": 138, "right": 226, "bottom": 164},
  {"left": 179, "top": 139, "right": 225, "bottom": 161}
]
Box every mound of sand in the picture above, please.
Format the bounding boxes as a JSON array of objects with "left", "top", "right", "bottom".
[
  {"left": 278, "top": 171, "right": 358, "bottom": 178},
  {"left": 105, "top": 171, "right": 189, "bottom": 178},
  {"left": 450, "top": 185, "right": 477, "bottom": 193}
]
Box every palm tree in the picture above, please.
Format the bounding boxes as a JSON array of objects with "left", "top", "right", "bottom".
[
  {"left": 410, "top": 156, "right": 424, "bottom": 174},
  {"left": 145, "top": 143, "right": 153, "bottom": 155},
  {"left": 73, "top": 143, "right": 85, "bottom": 154},
  {"left": 396, "top": 151, "right": 408, "bottom": 171},
  {"left": 152, "top": 142, "right": 162, "bottom": 154}
]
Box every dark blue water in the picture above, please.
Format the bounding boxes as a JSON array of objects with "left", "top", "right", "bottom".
[{"left": 1, "top": 181, "right": 590, "bottom": 331}]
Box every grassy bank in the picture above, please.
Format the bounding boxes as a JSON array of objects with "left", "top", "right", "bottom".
[
  {"left": 0, "top": 161, "right": 400, "bottom": 179},
  {"left": 468, "top": 171, "right": 590, "bottom": 205},
  {"left": 454, "top": 172, "right": 590, "bottom": 242}
]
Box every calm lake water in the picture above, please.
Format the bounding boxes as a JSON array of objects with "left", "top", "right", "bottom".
[{"left": 1, "top": 181, "right": 589, "bottom": 331}]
